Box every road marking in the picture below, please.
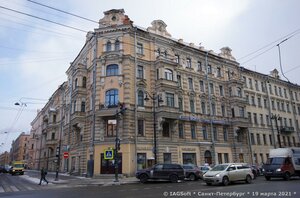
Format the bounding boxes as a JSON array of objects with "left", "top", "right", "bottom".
[
  {"left": 26, "top": 186, "right": 34, "bottom": 190},
  {"left": 0, "top": 186, "right": 4, "bottom": 193},
  {"left": 10, "top": 185, "right": 19, "bottom": 192}
]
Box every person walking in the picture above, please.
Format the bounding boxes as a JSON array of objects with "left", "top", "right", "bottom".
[{"left": 38, "top": 167, "right": 49, "bottom": 185}]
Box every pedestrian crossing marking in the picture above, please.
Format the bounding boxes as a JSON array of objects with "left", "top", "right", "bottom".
[
  {"left": 10, "top": 185, "right": 19, "bottom": 192},
  {"left": 0, "top": 187, "right": 4, "bottom": 193}
]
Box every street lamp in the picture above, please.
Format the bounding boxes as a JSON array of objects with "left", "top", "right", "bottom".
[
  {"left": 144, "top": 91, "right": 163, "bottom": 164},
  {"left": 271, "top": 114, "right": 282, "bottom": 148}
]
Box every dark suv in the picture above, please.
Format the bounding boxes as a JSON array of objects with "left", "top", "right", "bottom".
[{"left": 136, "top": 163, "right": 185, "bottom": 183}]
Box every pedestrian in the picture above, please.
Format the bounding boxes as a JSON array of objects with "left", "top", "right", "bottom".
[{"left": 38, "top": 167, "right": 49, "bottom": 185}]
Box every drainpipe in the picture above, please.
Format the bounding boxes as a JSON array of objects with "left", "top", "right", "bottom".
[
  {"left": 134, "top": 27, "right": 138, "bottom": 173},
  {"left": 204, "top": 51, "right": 216, "bottom": 164}
]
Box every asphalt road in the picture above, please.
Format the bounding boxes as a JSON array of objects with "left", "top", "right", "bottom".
[{"left": 0, "top": 174, "right": 299, "bottom": 198}]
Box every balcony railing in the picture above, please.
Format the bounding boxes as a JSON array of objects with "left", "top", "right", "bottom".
[{"left": 280, "top": 126, "right": 294, "bottom": 133}]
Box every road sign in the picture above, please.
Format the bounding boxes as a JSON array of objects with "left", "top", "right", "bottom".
[
  {"left": 104, "top": 149, "right": 114, "bottom": 160},
  {"left": 63, "top": 152, "right": 69, "bottom": 159}
]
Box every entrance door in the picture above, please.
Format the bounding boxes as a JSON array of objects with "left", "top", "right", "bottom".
[
  {"left": 101, "top": 153, "right": 122, "bottom": 174},
  {"left": 204, "top": 150, "right": 212, "bottom": 165}
]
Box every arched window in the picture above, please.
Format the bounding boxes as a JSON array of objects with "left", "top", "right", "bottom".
[
  {"left": 106, "top": 64, "right": 119, "bottom": 76},
  {"left": 138, "top": 91, "right": 144, "bottom": 106},
  {"left": 165, "top": 69, "right": 173, "bottom": 81},
  {"left": 115, "top": 40, "right": 120, "bottom": 51},
  {"left": 105, "top": 89, "right": 119, "bottom": 107},
  {"left": 106, "top": 41, "right": 112, "bottom": 51},
  {"left": 82, "top": 76, "right": 87, "bottom": 88}
]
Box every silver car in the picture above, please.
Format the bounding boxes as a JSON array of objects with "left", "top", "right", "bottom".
[{"left": 203, "top": 163, "right": 254, "bottom": 186}]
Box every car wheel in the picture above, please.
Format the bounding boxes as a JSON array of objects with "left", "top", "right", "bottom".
[
  {"left": 222, "top": 176, "right": 229, "bottom": 186},
  {"left": 139, "top": 174, "right": 148, "bottom": 183},
  {"left": 284, "top": 172, "right": 290, "bottom": 181},
  {"left": 265, "top": 176, "right": 271, "bottom": 181},
  {"left": 206, "top": 183, "right": 212, "bottom": 186},
  {"left": 189, "top": 174, "right": 197, "bottom": 181},
  {"left": 169, "top": 174, "right": 179, "bottom": 183},
  {"left": 245, "top": 175, "right": 252, "bottom": 184}
]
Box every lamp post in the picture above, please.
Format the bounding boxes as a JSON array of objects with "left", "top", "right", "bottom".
[
  {"left": 144, "top": 92, "right": 163, "bottom": 164},
  {"left": 271, "top": 114, "right": 282, "bottom": 148}
]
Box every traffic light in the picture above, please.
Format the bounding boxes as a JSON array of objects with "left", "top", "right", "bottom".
[{"left": 119, "top": 102, "right": 127, "bottom": 114}]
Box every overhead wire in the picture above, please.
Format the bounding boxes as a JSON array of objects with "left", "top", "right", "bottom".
[
  {"left": 0, "top": 5, "right": 88, "bottom": 33},
  {"left": 27, "top": 0, "right": 99, "bottom": 24}
]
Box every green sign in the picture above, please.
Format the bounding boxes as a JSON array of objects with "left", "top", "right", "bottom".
[{"left": 104, "top": 149, "right": 114, "bottom": 160}]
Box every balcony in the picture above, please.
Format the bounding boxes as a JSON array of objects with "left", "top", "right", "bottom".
[
  {"left": 156, "top": 105, "right": 181, "bottom": 120},
  {"left": 97, "top": 104, "right": 118, "bottom": 117},
  {"left": 231, "top": 116, "right": 249, "bottom": 128},
  {"left": 280, "top": 127, "right": 294, "bottom": 133},
  {"left": 46, "top": 139, "right": 58, "bottom": 146},
  {"left": 155, "top": 79, "right": 178, "bottom": 89}
]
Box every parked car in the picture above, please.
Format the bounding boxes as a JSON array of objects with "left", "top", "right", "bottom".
[
  {"left": 3, "top": 165, "right": 12, "bottom": 173},
  {"left": 182, "top": 164, "right": 202, "bottom": 181},
  {"left": 0, "top": 165, "right": 4, "bottom": 173},
  {"left": 199, "top": 165, "right": 211, "bottom": 175},
  {"left": 136, "top": 163, "right": 185, "bottom": 183},
  {"left": 203, "top": 163, "right": 254, "bottom": 186}
]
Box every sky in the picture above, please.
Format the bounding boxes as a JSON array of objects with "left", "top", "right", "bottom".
[{"left": 0, "top": 0, "right": 300, "bottom": 153}]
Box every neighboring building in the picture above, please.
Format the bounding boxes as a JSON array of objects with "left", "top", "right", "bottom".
[
  {"left": 10, "top": 132, "right": 30, "bottom": 163},
  {"left": 242, "top": 68, "right": 300, "bottom": 165},
  {"left": 0, "top": 151, "right": 10, "bottom": 165},
  {"left": 27, "top": 9, "right": 300, "bottom": 177}
]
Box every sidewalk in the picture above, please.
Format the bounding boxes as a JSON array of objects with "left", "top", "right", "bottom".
[{"left": 23, "top": 170, "right": 139, "bottom": 187}]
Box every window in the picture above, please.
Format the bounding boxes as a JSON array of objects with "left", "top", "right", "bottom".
[
  {"left": 191, "top": 124, "right": 196, "bottom": 139},
  {"left": 107, "top": 119, "right": 116, "bottom": 136},
  {"left": 178, "top": 97, "right": 183, "bottom": 111},
  {"left": 178, "top": 123, "right": 184, "bottom": 138},
  {"left": 175, "top": 55, "right": 180, "bottom": 64},
  {"left": 221, "top": 105, "right": 226, "bottom": 117},
  {"left": 237, "top": 87, "right": 242, "bottom": 97},
  {"left": 211, "top": 103, "right": 216, "bottom": 116},
  {"left": 105, "top": 89, "right": 118, "bottom": 107},
  {"left": 188, "top": 78, "right": 193, "bottom": 90},
  {"left": 190, "top": 99, "right": 195, "bottom": 113},
  {"left": 251, "top": 96, "right": 256, "bottom": 106},
  {"left": 217, "top": 67, "right": 221, "bottom": 77},
  {"left": 166, "top": 93, "right": 175, "bottom": 107},
  {"left": 218, "top": 153, "right": 222, "bottom": 164},
  {"left": 207, "top": 64, "right": 212, "bottom": 74},
  {"left": 201, "top": 101, "right": 206, "bottom": 114},
  {"left": 81, "top": 101, "right": 86, "bottom": 112},
  {"left": 209, "top": 83, "right": 214, "bottom": 94},
  {"left": 137, "top": 65, "right": 144, "bottom": 79},
  {"left": 219, "top": 85, "right": 224, "bottom": 96},
  {"left": 106, "top": 64, "right": 119, "bottom": 76},
  {"left": 106, "top": 41, "right": 112, "bottom": 51},
  {"left": 163, "top": 153, "right": 172, "bottom": 164},
  {"left": 53, "top": 114, "right": 56, "bottom": 123},
  {"left": 165, "top": 69, "right": 173, "bottom": 80},
  {"left": 256, "top": 134, "right": 261, "bottom": 145},
  {"left": 137, "top": 153, "right": 146, "bottom": 170},
  {"left": 51, "top": 133, "right": 55, "bottom": 140},
  {"left": 223, "top": 127, "right": 228, "bottom": 141},
  {"left": 138, "top": 120, "right": 144, "bottom": 136},
  {"left": 269, "top": 134, "right": 273, "bottom": 145},
  {"left": 177, "top": 75, "right": 182, "bottom": 87},
  {"left": 284, "top": 88, "right": 287, "bottom": 98},
  {"left": 255, "top": 80, "right": 259, "bottom": 91},
  {"left": 279, "top": 87, "right": 282, "bottom": 97},
  {"left": 264, "top": 98, "right": 268, "bottom": 108},
  {"left": 73, "top": 100, "right": 77, "bottom": 112},
  {"left": 269, "top": 84, "right": 273, "bottom": 94},
  {"left": 186, "top": 58, "right": 192, "bottom": 68},
  {"left": 239, "top": 107, "right": 244, "bottom": 117},
  {"left": 138, "top": 91, "right": 144, "bottom": 106},
  {"left": 115, "top": 40, "right": 120, "bottom": 51},
  {"left": 213, "top": 127, "right": 218, "bottom": 141},
  {"left": 263, "top": 134, "right": 267, "bottom": 145},
  {"left": 260, "top": 114, "right": 264, "bottom": 125},
  {"left": 251, "top": 133, "right": 255, "bottom": 145},
  {"left": 162, "top": 122, "right": 170, "bottom": 137},
  {"left": 74, "top": 78, "right": 78, "bottom": 89},
  {"left": 258, "top": 97, "right": 261, "bottom": 107},
  {"left": 82, "top": 77, "right": 87, "bottom": 88},
  {"left": 248, "top": 112, "right": 252, "bottom": 123},
  {"left": 200, "top": 80, "right": 204, "bottom": 92},
  {"left": 197, "top": 61, "right": 202, "bottom": 71},
  {"left": 137, "top": 43, "right": 143, "bottom": 54},
  {"left": 202, "top": 126, "right": 208, "bottom": 140},
  {"left": 254, "top": 113, "right": 258, "bottom": 124},
  {"left": 261, "top": 82, "right": 265, "bottom": 92},
  {"left": 249, "top": 78, "right": 253, "bottom": 89},
  {"left": 224, "top": 153, "right": 229, "bottom": 163},
  {"left": 274, "top": 86, "right": 278, "bottom": 95}
]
